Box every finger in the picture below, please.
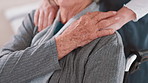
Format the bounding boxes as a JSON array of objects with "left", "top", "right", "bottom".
[
  {"left": 48, "top": 10, "right": 56, "bottom": 26},
  {"left": 97, "top": 16, "right": 120, "bottom": 29},
  {"left": 96, "top": 29, "right": 115, "bottom": 38},
  {"left": 34, "top": 9, "right": 40, "bottom": 26},
  {"left": 86, "top": 11, "right": 100, "bottom": 19},
  {"left": 43, "top": 10, "right": 50, "bottom": 29},
  {"left": 94, "top": 11, "right": 117, "bottom": 22},
  {"left": 38, "top": 10, "right": 44, "bottom": 31}
]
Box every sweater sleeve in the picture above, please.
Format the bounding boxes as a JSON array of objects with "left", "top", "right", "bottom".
[
  {"left": 83, "top": 32, "right": 126, "bottom": 83},
  {"left": 124, "top": 0, "right": 148, "bottom": 21},
  {"left": 0, "top": 11, "right": 61, "bottom": 83}
]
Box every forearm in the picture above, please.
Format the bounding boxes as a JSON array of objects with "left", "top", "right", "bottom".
[
  {"left": 55, "top": 34, "right": 77, "bottom": 59},
  {"left": 117, "top": 7, "right": 136, "bottom": 23},
  {"left": 103, "top": 7, "right": 136, "bottom": 31},
  {"left": 0, "top": 38, "right": 61, "bottom": 83},
  {"left": 124, "top": 0, "right": 148, "bottom": 21}
]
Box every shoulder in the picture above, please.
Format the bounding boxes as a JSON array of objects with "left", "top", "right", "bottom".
[
  {"left": 96, "top": 32, "right": 123, "bottom": 47},
  {"left": 28, "top": 10, "right": 36, "bottom": 23},
  {"left": 17, "top": 10, "right": 37, "bottom": 37},
  {"left": 23, "top": 10, "right": 36, "bottom": 27}
]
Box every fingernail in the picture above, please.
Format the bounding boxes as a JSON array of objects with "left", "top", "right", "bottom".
[{"left": 115, "top": 17, "right": 120, "bottom": 20}]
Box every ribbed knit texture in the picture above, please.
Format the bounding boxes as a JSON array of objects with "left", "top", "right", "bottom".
[
  {"left": 0, "top": 2, "right": 125, "bottom": 83},
  {"left": 49, "top": 32, "right": 125, "bottom": 83}
]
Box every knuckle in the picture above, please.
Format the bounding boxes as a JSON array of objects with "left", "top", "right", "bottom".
[
  {"left": 96, "top": 12, "right": 105, "bottom": 18},
  {"left": 40, "top": 14, "right": 44, "bottom": 18},
  {"left": 47, "top": 5, "right": 52, "bottom": 8},
  {"left": 80, "top": 15, "right": 87, "bottom": 20},
  {"left": 86, "top": 12, "right": 91, "bottom": 15},
  {"left": 97, "top": 11, "right": 103, "bottom": 14},
  {"left": 83, "top": 15, "right": 88, "bottom": 18},
  {"left": 108, "top": 30, "right": 114, "bottom": 35},
  {"left": 93, "top": 11, "right": 100, "bottom": 15},
  {"left": 97, "top": 12, "right": 103, "bottom": 16},
  {"left": 101, "top": 31, "right": 109, "bottom": 36},
  {"left": 50, "top": 7, "right": 57, "bottom": 12},
  {"left": 39, "top": 8, "right": 43, "bottom": 12},
  {"left": 108, "top": 30, "right": 112, "bottom": 35},
  {"left": 87, "top": 11, "right": 98, "bottom": 16},
  {"left": 44, "top": 8, "right": 49, "bottom": 12},
  {"left": 97, "top": 32, "right": 103, "bottom": 37},
  {"left": 49, "top": 7, "right": 54, "bottom": 11},
  {"left": 47, "top": 7, "right": 51, "bottom": 10}
]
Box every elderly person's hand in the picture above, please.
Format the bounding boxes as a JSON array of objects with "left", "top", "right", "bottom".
[
  {"left": 34, "top": 0, "right": 58, "bottom": 31},
  {"left": 105, "top": 6, "right": 136, "bottom": 31},
  {"left": 55, "top": 11, "right": 120, "bottom": 59}
]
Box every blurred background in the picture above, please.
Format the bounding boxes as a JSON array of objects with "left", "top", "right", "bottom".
[{"left": 0, "top": 0, "right": 40, "bottom": 47}]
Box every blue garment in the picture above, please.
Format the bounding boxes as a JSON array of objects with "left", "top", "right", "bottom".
[
  {"left": 53, "top": 21, "right": 64, "bottom": 35},
  {"left": 99, "top": 0, "right": 148, "bottom": 83}
]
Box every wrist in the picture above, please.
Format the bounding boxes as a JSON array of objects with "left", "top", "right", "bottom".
[
  {"left": 55, "top": 34, "right": 77, "bottom": 59},
  {"left": 117, "top": 7, "right": 136, "bottom": 22}
]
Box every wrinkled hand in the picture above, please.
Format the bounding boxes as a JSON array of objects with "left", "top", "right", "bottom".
[
  {"left": 62, "top": 11, "right": 120, "bottom": 47},
  {"left": 104, "top": 7, "right": 136, "bottom": 31},
  {"left": 56, "top": 11, "right": 120, "bottom": 59},
  {"left": 34, "top": 0, "right": 59, "bottom": 31}
]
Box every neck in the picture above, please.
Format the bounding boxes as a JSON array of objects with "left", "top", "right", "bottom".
[{"left": 59, "top": 1, "right": 92, "bottom": 24}]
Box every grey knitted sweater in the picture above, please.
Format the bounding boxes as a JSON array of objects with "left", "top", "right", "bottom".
[{"left": 0, "top": 2, "right": 125, "bottom": 83}]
